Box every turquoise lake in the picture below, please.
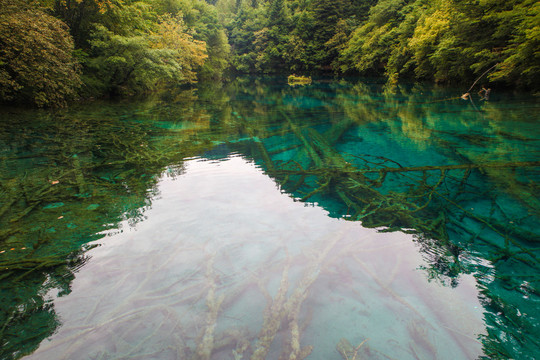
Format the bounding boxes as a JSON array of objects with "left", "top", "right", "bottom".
[{"left": 0, "top": 77, "right": 539, "bottom": 359}]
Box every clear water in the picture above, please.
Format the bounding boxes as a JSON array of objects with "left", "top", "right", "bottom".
[{"left": 0, "top": 77, "right": 538, "bottom": 359}]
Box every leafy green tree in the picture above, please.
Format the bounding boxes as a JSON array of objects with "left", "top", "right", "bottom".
[
  {"left": 488, "top": 0, "right": 540, "bottom": 88},
  {"left": 152, "top": 0, "right": 230, "bottom": 79},
  {"left": 52, "top": 0, "right": 126, "bottom": 48},
  {"left": 0, "top": 1, "right": 81, "bottom": 107},
  {"left": 152, "top": 14, "right": 209, "bottom": 81},
  {"left": 85, "top": 10, "right": 207, "bottom": 96},
  {"left": 268, "top": 0, "right": 286, "bottom": 27},
  {"left": 198, "top": 28, "right": 231, "bottom": 79},
  {"left": 253, "top": 0, "right": 292, "bottom": 71},
  {"left": 225, "top": 3, "right": 267, "bottom": 72},
  {"left": 309, "top": 0, "right": 347, "bottom": 68},
  {"left": 336, "top": 0, "right": 538, "bottom": 89},
  {"left": 223, "top": 0, "right": 292, "bottom": 73}
]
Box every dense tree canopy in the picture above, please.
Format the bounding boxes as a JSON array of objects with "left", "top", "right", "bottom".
[
  {"left": 0, "top": 0, "right": 538, "bottom": 106},
  {"left": 220, "top": 0, "right": 539, "bottom": 89},
  {"left": 0, "top": 0, "right": 81, "bottom": 107}
]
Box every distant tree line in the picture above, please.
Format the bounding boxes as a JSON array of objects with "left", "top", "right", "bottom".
[
  {"left": 0, "top": 0, "right": 538, "bottom": 106},
  {"left": 222, "top": 0, "right": 539, "bottom": 88}
]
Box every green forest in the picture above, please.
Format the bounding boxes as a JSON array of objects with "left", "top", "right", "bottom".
[{"left": 1, "top": 0, "right": 539, "bottom": 107}]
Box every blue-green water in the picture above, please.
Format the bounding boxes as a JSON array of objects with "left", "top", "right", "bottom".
[{"left": 0, "top": 77, "right": 539, "bottom": 359}]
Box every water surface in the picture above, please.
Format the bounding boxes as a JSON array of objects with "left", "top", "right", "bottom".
[{"left": 0, "top": 77, "right": 538, "bottom": 359}]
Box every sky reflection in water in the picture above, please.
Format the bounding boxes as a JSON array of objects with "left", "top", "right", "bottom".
[{"left": 26, "top": 156, "right": 485, "bottom": 360}]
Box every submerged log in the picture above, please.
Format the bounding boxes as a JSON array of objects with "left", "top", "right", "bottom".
[{"left": 270, "top": 161, "right": 540, "bottom": 176}]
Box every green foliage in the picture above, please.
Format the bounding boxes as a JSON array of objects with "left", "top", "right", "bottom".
[
  {"left": 368, "top": 0, "right": 406, "bottom": 26},
  {"left": 47, "top": 0, "right": 226, "bottom": 98},
  {"left": 489, "top": 0, "right": 540, "bottom": 88},
  {"left": 0, "top": 1, "right": 81, "bottom": 107},
  {"left": 151, "top": 13, "right": 208, "bottom": 82},
  {"left": 151, "top": 0, "right": 231, "bottom": 80},
  {"left": 337, "top": 0, "right": 539, "bottom": 90},
  {"left": 225, "top": 4, "right": 267, "bottom": 72},
  {"left": 340, "top": 22, "right": 393, "bottom": 74},
  {"left": 198, "top": 28, "right": 231, "bottom": 80},
  {"left": 84, "top": 11, "right": 207, "bottom": 96},
  {"left": 221, "top": 0, "right": 375, "bottom": 73},
  {"left": 339, "top": 1, "right": 416, "bottom": 76},
  {"left": 52, "top": 0, "right": 126, "bottom": 48}
]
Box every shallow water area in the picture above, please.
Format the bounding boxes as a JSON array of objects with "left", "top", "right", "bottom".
[{"left": 25, "top": 156, "right": 484, "bottom": 360}]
